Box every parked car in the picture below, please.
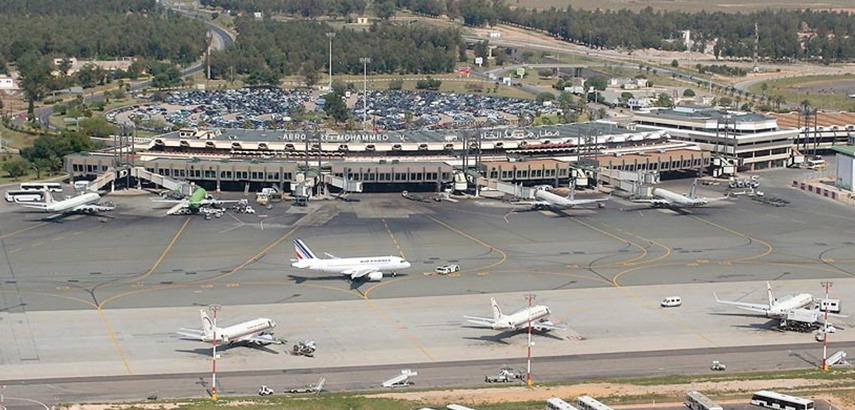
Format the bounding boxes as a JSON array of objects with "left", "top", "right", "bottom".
[{"left": 660, "top": 296, "right": 682, "bottom": 307}]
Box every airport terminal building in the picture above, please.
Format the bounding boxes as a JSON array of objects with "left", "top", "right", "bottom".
[
  {"left": 64, "top": 119, "right": 748, "bottom": 192},
  {"left": 632, "top": 106, "right": 799, "bottom": 171}
]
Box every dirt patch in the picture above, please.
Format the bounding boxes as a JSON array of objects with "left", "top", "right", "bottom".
[{"left": 368, "top": 378, "right": 851, "bottom": 408}]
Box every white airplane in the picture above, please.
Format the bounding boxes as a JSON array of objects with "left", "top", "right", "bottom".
[
  {"left": 464, "top": 297, "right": 564, "bottom": 332},
  {"left": 21, "top": 190, "right": 114, "bottom": 215},
  {"left": 515, "top": 185, "right": 610, "bottom": 210},
  {"left": 714, "top": 281, "right": 816, "bottom": 319},
  {"left": 177, "top": 309, "right": 280, "bottom": 346},
  {"left": 152, "top": 187, "right": 242, "bottom": 215},
  {"left": 631, "top": 179, "right": 731, "bottom": 208},
  {"left": 290, "top": 239, "right": 411, "bottom": 281}
]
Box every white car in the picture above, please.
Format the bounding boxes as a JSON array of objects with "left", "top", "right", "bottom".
[{"left": 435, "top": 264, "right": 460, "bottom": 275}]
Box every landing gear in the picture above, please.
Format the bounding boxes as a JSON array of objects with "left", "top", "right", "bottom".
[{"left": 392, "top": 271, "right": 398, "bottom": 277}]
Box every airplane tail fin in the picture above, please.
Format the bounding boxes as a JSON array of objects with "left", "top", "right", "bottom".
[
  {"left": 767, "top": 281, "right": 776, "bottom": 305},
  {"left": 294, "top": 239, "right": 318, "bottom": 260},
  {"left": 200, "top": 309, "right": 214, "bottom": 337},
  {"left": 490, "top": 297, "right": 504, "bottom": 322},
  {"left": 42, "top": 188, "right": 54, "bottom": 204},
  {"left": 689, "top": 179, "right": 698, "bottom": 198},
  {"left": 569, "top": 181, "right": 576, "bottom": 202}
]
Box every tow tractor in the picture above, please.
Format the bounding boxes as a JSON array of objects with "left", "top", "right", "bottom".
[
  {"left": 710, "top": 360, "right": 726, "bottom": 371},
  {"left": 258, "top": 385, "right": 274, "bottom": 396},
  {"left": 291, "top": 340, "right": 316, "bottom": 357},
  {"left": 485, "top": 367, "right": 524, "bottom": 383}
]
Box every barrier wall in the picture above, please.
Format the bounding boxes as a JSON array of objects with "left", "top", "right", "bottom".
[{"left": 793, "top": 179, "right": 852, "bottom": 204}]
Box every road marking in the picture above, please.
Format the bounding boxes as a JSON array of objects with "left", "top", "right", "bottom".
[
  {"left": 97, "top": 307, "right": 133, "bottom": 375},
  {"left": 0, "top": 223, "right": 49, "bottom": 240},
  {"left": 692, "top": 216, "right": 773, "bottom": 261}
]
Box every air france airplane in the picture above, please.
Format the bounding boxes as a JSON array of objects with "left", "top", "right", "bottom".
[
  {"left": 290, "top": 239, "right": 411, "bottom": 281},
  {"left": 178, "top": 309, "right": 280, "bottom": 346},
  {"left": 464, "top": 297, "right": 564, "bottom": 332}
]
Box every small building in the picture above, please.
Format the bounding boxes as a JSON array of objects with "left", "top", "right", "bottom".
[
  {"left": 356, "top": 16, "right": 369, "bottom": 25},
  {"left": 0, "top": 74, "right": 18, "bottom": 90},
  {"left": 832, "top": 145, "right": 855, "bottom": 191}
]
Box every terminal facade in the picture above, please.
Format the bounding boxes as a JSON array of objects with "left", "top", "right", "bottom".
[{"left": 65, "top": 110, "right": 817, "bottom": 193}]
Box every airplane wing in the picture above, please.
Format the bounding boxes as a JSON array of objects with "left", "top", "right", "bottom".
[
  {"left": 570, "top": 194, "right": 611, "bottom": 206},
  {"left": 177, "top": 328, "right": 204, "bottom": 340},
  {"left": 324, "top": 252, "right": 340, "bottom": 259},
  {"left": 236, "top": 333, "right": 283, "bottom": 345},
  {"left": 704, "top": 196, "right": 731, "bottom": 202},
  {"left": 511, "top": 200, "right": 550, "bottom": 207},
  {"left": 21, "top": 203, "right": 48, "bottom": 209},
  {"left": 713, "top": 293, "right": 769, "bottom": 313},
  {"left": 200, "top": 198, "right": 243, "bottom": 206},
  {"left": 150, "top": 198, "right": 186, "bottom": 204},
  {"left": 344, "top": 268, "right": 379, "bottom": 280},
  {"left": 631, "top": 198, "right": 671, "bottom": 206},
  {"left": 463, "top": 315, "right": 496, "bottom": 328},
  {"left": 74, "top": 204, "right": 114, "bottom": 213},
  {"left": 532, "top": 321, "right": 565, "bottom": 331}
]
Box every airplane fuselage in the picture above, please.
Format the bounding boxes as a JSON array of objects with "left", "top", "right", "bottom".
[
  {"left": 297, "top": 256, "right": 410, "bottom": 274},
  {"left": 42, "top": 193, "right": 102, "bottom": 213},
  {"left": 651, "top": 188, "right": 706, "bottom": 208},
  {"left": 202, "top": 318, "right": 276, "bottom": 345},
  {"left": 494, "top": 305, "right": 552, "bottom": 330},
  {"left": 766, "top": 294, "right": 814, "bottom": 317},
  {"left": 534, "top": 190, "right": 575, "bottom": 210}
]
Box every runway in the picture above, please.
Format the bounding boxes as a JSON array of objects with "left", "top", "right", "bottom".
[{"left": 1, "top": 166, "right": 854, "bottom": 405}]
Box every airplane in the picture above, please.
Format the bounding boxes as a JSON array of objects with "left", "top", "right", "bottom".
[
  {"left": 514, "top": 184, "right": 610, "bottom": 211},
  {"left": 20, "top": 189, "right": 114, "bottom": 215},
  {"left": 714, "top": 281, "right": 816, "bottom": 319},
  {"left": 464, "top": 297, "right": 564, "bottom": 332},
  {"left": 152, "top": 187, "right": 242, "bottom": 215},
  {"left": 632, "top": 179, "right": 730, "bottom": 208},
  {"left": 177, "top": 309, "right": 281, "bottom": 346},
  {"left": 290, "top": 238, "right": 411, "bottom": 281}
]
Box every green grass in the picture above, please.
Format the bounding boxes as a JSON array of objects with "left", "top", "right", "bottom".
[
  {"left": 749, "top": 75, "right": 855, "bottom": 111},
  {"left": 0, "top": 122, "right": 38, "bottom": 148}
]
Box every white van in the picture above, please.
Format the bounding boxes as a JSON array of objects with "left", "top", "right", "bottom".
[
  {"left": 73, "top": 180, "right": 90, "bottom": 190},
  {"left": 815, "top": 298, "right": 841, "bottom": 314},
  {"left": 661, "top": 296, "right": 682, "bottom": 307}
]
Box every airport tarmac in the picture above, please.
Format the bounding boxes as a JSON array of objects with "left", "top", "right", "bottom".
[{"left": 1, "top": 167, "right": 854, "bottom": 403}]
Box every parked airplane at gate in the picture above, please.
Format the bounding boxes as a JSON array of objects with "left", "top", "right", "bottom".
[
  {"left": 291, "top": 239, "right": 411, "bottom": 281},
  {"left": 178, "top": 309, "right": 280, "bottom": 346},
  {"left": 153, "top": 187, "right": 241, "bottom": 215},
  {"left": 514, "top": 185, "right": 610, "bottom": 211},
  {"left": 632, "top": 179, "right": 730, "bottom": 208},
  {"left": 464, "top": 297, "right": 564, "bottom": 332},
  {"left": 20, "top": 189, "right": 114, "bottom": 215},
  {"left": 714, "top": 281, "right": 815, "bottom": 319}
]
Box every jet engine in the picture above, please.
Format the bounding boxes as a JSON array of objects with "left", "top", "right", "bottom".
[
  {"left": 532, "top": 320, "right": 554, "bottom": 332},
  {"left": 368, "top": 271, "right": 384, "bottom": 281}
]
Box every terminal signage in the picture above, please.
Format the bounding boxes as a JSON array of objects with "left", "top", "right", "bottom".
[
  {"left": 280, "top": 132, "right": 395, "bottom": 142},
  {"left": 478, "top": 128, "right": 561, "bottom": 140}
]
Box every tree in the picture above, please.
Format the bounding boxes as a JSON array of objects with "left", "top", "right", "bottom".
[
  {"left": 682, "top": 89, "right": 696, "bottom": 97},
  {"left": 374, "top": 0, "right": 396, "bottom": 19},
  {"left": 2, "top": 157, "right": 30, "bottom": 180},
  {"left": 388, "top": 78, "right": 404, "bottom": 90},
  {"left": 586, "top": 76, "right": 607, "bottom": 91},
  {"left": 718, "top": 97, "right": 733, "bottom": 107},
  {"left": 323, "top": 92, "right": 349, "bottom": 125},
  {"left": 537, "top": 92, "right": 555, "bottom": 102},
  {"left": 331, "top": 79, "right": 348, "bottom": 95},
  {"left": 670, "top": 59, "right": 679, "bottom": 68},
  {"left": 760, "top": 82, "right": 768, "bottom": 95},
  {"left": 655, "top": 93, "right": 674, "bottom": 107},
  {"left": 79, "top": 117, "right": 116, "bottom": 138},
  {"left": 302, "top": 61, "right": 320, "bottom": 88}
]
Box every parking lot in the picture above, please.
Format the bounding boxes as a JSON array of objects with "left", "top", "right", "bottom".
[{"left": 107, "top": 88, "right": 560, "bottom": 132}]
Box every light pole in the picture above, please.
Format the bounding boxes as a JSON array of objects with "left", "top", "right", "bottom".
[
  {"left": 210, "top": 304, "right": 221, "bottom": 400},
  {"left": 525, "top": 293, "right": 535, "bottom": 388},
  {"left": 326, "top": 32, "right": 336, "bottom": 92},
  {"left": 820, "top": 282, "right": 832, "bottom": 371},
  {"left": 359, "top": 57, "right": 372, "bottom": 130}
]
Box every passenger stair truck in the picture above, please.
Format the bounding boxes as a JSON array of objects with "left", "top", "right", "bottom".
[{"left": 382, "top": 369, "right": 417, "bottom": 388}]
